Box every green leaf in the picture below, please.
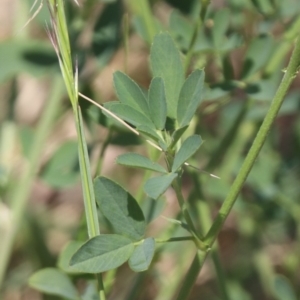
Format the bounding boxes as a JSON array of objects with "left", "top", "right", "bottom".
[
  {"left": 169, "top": 125, "right": 188, "bottom": 149},
  {"left": 242, "top": 35, "right": 275, "bottom": 79},
  {"left": 212, "top": 9, "right": 230, "bottom": 49},
  {"left": 81, "top": 281, "right": 98, "bottom": 300},
  {"left": 129, "top": 238, "right": 155, "bottom": 272},
  {"left": 94, "top": 177, "right": 146, "bottom": 240},
  {"left": 104, "top": 102, "right": 155, "bottom": 128},
  {"left": 150, "top": 33, "right": 185, "bottom": 118},
  {"left": 70, "top": 234, "right": 134, "bottom": 273},
  {"left": 144, "top": 173, "right": 178, "bottom": 199},
  {"left": 116, "top": 153, "right": 167, "bottom": 173},
  {"left": 58, "top": 241, "right": 84, "bottom": 274},
  {"left": 148, "top": 77, "right": 167, "bottom": 129},
  {"left": 136, "top": 125, "right": 164, "bottom": 143},
  {"left": 177, "top": 69, "right": 205, "bottom": 127},
  {"left": 169, "top": 10, "right": 193, "bottom": 51},
  {"left": 273, "top": 275, "right": 297, "bottom": 300},
  {"left": 0, "top": 40, "right": 58, "bottom": 82},
  {"left": 113, "top": 71, "right": 149, "bottom": 115},
  {"left": 172, "top": 135, "right": 202, "bottom": 172},
  {"left": 142, "top": 197, "right": 166, "bottom": 223},
  {"left": 41, "top": 141, "right": 79, "bottom": 188},
  {"left": 28, "top": 268, "right": 79, "bottom": 300}
]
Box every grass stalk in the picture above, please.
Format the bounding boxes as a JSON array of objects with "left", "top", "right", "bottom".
[{"left": 46, "top": 0, "right": 104, "bottom": 297}]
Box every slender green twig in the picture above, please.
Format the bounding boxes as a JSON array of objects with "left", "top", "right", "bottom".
[
  {"left": 156, "top": 236, "right": 194, "bottom": 243},
  {"left": 205, "top": 35, "right": 300, "bottom": 246},
  {"left": 176, "top": 250, "right": 208, "bottom": 300},
  {"left": 189, "top": 173, "right": 230, "bottom": 300},
  {"left": 176, "top": 34, "right": 300, "bottom": 300},
  {"left": 172, "top": 179, "right": 208, "bottom": 251}
]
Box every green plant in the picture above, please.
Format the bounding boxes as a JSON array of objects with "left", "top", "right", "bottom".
[{"left": 2, "top": 0, "right": 300, "bottom": 300}]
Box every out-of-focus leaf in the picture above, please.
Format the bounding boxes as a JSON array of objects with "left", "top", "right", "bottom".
[
  {"left": 92, "top": 0, "right": 123, "bottom": 67},
  {"left": 212, "top": 9, "right": 230, "bottom": 49},
  {"left": 242, "top": 35, "right": 275, "bottom": 79},
  {"left": 41, "top": 141, "right": 79, "bottom": 188},
  {"left": 141, "top": 197, "right": 166, "bottom": 223},
  {"left": 81, "top": 281, "right": 98, "bottom": 300},
  {"left": 0, "top": 40, "right": 58, "bottom": 82},
  {"left": 29, "top": 268, "right": 79, "bottom": 300},
  {"left": 250, "top": 0, "right": 275, "bottom": 15},
  {"left": 58, "top": 241, "right": 84, "bottom": 274},
  {"left": 169, "top": 10, "right": 193, "bottom": 51},
  {"left": 273, "top": 275, "right": 297, "bottom": 300},
  {"left": 132, "top": 16, "right": 162, "bottom": 44}
]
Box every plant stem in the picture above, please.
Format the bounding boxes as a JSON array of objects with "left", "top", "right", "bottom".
[
  {"left": 172, "top": 178, "right": 208, "bottom": 251},
  {"left": 175, "top": 34, "right": 300, "bottom": 300},
  {"left": 176, "top": 250, "right": 208, "bottom": 300},
  {"left": 75, "top": 108, "right": 100, "bottom": 237},
  {"left": 190, "top": 173, "right": 230, "bottom": 300},
  {"left": 205, "top": 35, "right": 300, "bottom": 246},
  {"left": 156, "top": 236, "right": 194, "bottom": 243},
  {"left": 0, "top": 78, "right": 64, "bottom": 288},
  {"left": 46, "top": 1, "right": 105, "bottom": 298}
]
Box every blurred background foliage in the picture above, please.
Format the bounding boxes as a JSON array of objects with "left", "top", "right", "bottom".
[{"left": 1, "top": 0, "right": 300, "bottom": 299}]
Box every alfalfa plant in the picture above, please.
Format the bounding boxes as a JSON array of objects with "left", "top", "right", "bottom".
[{"left": 26, "top": 1, "right": 300, "bottom": 300}]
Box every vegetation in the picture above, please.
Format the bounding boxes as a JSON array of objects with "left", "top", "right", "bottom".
[{"left": 1, "top": 0, "right": 300, "bottom": 299}]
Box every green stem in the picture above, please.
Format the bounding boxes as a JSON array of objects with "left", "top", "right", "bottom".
[
  {"left": 175, "top": 34, "right": 300, "bottom": 300},
  {"left": 96, "top": 274, "right": 106, "bottom": 300},
  {"left": 211, "top": 251, "right": 230, "bottom": 300},
  {"left": 139, "top": 0, "right": 156, "bottom": 42},
  {"left": 188, "top": 173, "right": 230, "bottom": 300},
  {"left": 176, "top": 250, "right": 208, "bottom": 300},
  {"left": 75, "top": 107, "right": 100, "bottom": 238},
  {"left": 172, "top": 179, "right": 208, "bottom": 251},
  {"left": 156, "top": 236, "right": 194, "bottom": 243},
  {"left": 205, "top": 34, "right": 300, "bottom": 246},
  {"left": 0, "top": 78, "right": 64, "bottom": 288}
]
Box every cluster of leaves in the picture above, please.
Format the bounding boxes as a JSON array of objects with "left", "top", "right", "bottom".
[
  {"left": 2, "top": 0, "right": 300, "bottom": 299},
  {"left": 28, "top": 31, "right": 206, "bottom": 299},
  {"left": 106, "top": 33, "right": 204, "bottom": 198}
]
